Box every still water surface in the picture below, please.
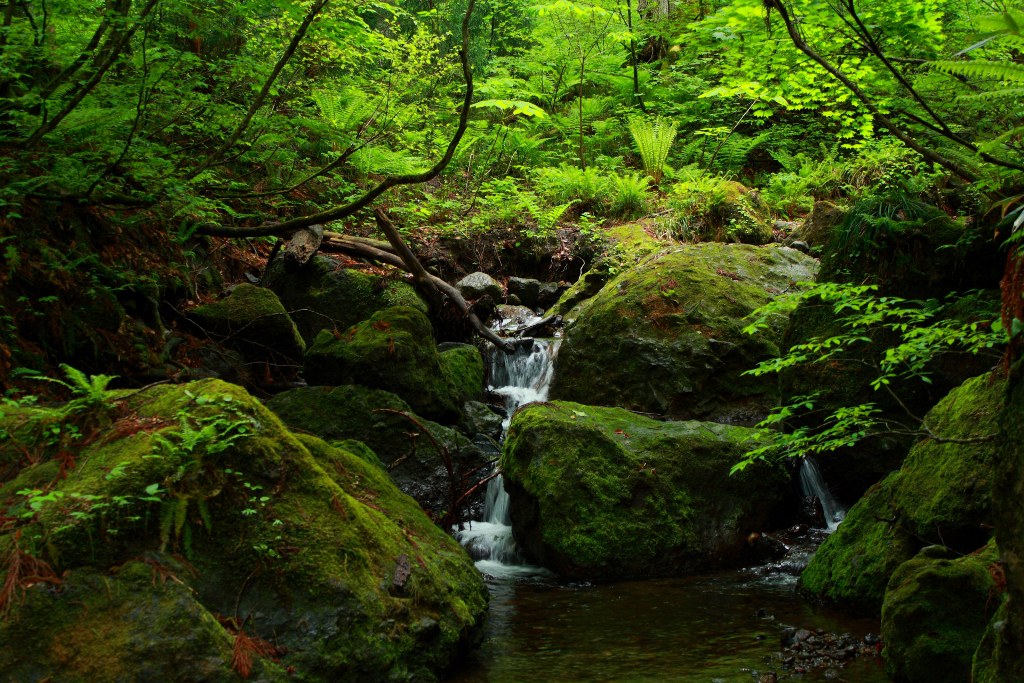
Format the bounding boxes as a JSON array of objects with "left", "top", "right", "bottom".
[{"left": 448, "top": 572, "right": 890, "bottom": 683}]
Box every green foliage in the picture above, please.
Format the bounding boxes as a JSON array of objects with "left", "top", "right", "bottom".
[
  {"left": 732, "top": 282, "right": 1004, "bottom": 473},
  {"left": 628, "top": 116, "right": 679, "bottom": 184},
  {"left": 534, "top": 163, "right": 609, "bottom": 212},
  {"left": 608, "top": 171, "right": 650, "bottom": 219}
]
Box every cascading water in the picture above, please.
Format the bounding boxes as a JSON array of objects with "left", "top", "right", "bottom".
[
  {"left": 798, "top": 456, "right": 846, "bottom": 530},
  {"left": 455, "top": 338, "right": 559, "bottom": 578}
]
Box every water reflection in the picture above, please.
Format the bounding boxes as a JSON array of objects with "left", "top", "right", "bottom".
[{"left": 447, "top": 572, "right": 889, "bottom": 683}]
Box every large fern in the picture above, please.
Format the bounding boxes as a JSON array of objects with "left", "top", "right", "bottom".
[{"left": 628, "top": 115, "right": 679, "bottom": 184}]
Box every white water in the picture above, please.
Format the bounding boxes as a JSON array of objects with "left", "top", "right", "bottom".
[
  {"left": 798, "top": 457, "right": 846, "bottom": 531},
  {"left": 455, "top": 337, "right": 559, "bottom": 578}
]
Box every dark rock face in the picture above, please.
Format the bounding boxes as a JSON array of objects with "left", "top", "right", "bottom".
[
  {"left": 800, "top": 374, "right": 1003, "bottom": 612},
  {"left": 501, "top": 400, "right": 790, "bottom": 579},
  {"left": 550, "top": 243, "right": 818, "bottom": 424}
]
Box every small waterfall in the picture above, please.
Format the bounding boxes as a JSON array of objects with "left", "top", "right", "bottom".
[
  {"left": 456, "top": 338, "right": 559, "bottom": 578},
  {"left": 798, "top": 457, "right": 846, "bottom": 530}
]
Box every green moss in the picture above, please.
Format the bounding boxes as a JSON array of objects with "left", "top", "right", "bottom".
[
  {"left": 190, "top": 283, "right": 305, "bottom": 360},
  {"left": 0, "top": 379, "right": 486, "bottom": 682},
  {"left": 551, "top": 243, "right": 818, "bottom": 423},
  {"left": 501, "top": 401, "right": 789, "bottom": 578},
  {"left": 264, "top": 255, "right": 427, "bottom": 344},
  {"left": 882, "top": 541, "right": 999, "bottom": 682},
  {"left": 800, "top": 373, "right": 1003, "bottom": 612},
  {"left": 303, "top": 306, "right": 462, "bottom": 423},
  {"left": 440, "top": 345, "right": 484, "bottom": 404}
]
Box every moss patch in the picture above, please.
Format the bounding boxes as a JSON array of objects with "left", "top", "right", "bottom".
[
  {"left": 882, "top": 541, "right": 999, "bottom": 682},
  {"left": 501, "top": 401, "right": 789, "bottom": 579},
  {"left": 551, "top": 243, "right": 818, "bottom": 423},
  {"left": 800, "top": 373, "right": 1004, "bottom": 612}
]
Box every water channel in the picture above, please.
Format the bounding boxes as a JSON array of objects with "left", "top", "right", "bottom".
[{"left": 450, "top": 334, "right": 888, "bottom": 682}]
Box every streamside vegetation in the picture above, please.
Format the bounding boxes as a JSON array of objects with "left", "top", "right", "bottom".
[{"left": 1, "top": 0, "right": 1023, "bottom": 680}]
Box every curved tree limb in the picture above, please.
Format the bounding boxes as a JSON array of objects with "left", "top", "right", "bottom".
[
  {"left": 321, "top": 232, "right": 514, "bottom": 353},
  {"left": 765, "top": 0, "right": 978, "bottom": 182},
  {"left": 196, "top": 0, "right": 477, "bottom": 239}
]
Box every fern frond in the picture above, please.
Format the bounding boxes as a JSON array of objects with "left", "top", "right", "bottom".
[
  {"left": 628, "top": 116, "right": 679, "bottom": 184},
  {"left": 932, "top": 60, "right": 1024, "bottom": 83}
]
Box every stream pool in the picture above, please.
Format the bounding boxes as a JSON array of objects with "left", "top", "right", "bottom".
[{"left": 447, "top": 570, "right": 890, "bottom": 683}]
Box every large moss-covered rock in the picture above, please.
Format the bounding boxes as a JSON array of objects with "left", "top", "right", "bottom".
[
  {"left": 440, "top": 344, "right": 485, "bottom": 405},
  {"left": 0, "top": 380, "right": 487, "bottom": 682},
  {"left": 189, "top": 283, "right": 306, "bottom": 362},
  {"left": 800, "top": 374, "right": 1003, "bottom": 612},
  {"left": 974, "top": 365, "right": 1024, "bottom": 682},
  {"left": 1, "top": 561, "right": 286, "bottom": 682},
  {"left": 551, "top": 243, "right": 818, "bottom": 424},
  {"left": 882, "top": 542, "right": 999, "bottom": 683},
  {"left": 303, "top": 306, "right": 468, "bottom": 423},
  {"left": 501, "top": 401, "right": 789, "bottom": 579},
  {"left": 263, "top": 255, "right": 427, "bottom": 344},
  {"left": 265, "top": 384, "right": 488, "bottom": 517}
]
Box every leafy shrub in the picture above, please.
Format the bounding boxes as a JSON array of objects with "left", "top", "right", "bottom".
[
  {"left": 608, "top": 171, "right": 650, "bottom": 219},
  {"left": 534, "top": 164, "right": 609, "bottom": 213},
  {"left": 666, "top": 168, "right": 771, "bottom": 243},
  {"left": 761, "top": 147, "right": 844, "bottom": 217}
]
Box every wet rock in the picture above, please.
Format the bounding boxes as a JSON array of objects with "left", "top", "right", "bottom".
[
  {"left": 800, "top": 373, "right": 1004, "bottom": 612},
  {"left": 502, "top": 401, "right": 790, "bottom": 578},
  {"left": 456, "top": 272, "right": 503, "bottom": 300},
  {"left": 551, "top": 243, "right": 818, "bottom": 424},
  {"left": 461, "top": 400, "right": 504, "bottom": 440},
  {"left": 799, "top": 495, "right": 827, "bottom": 528}
]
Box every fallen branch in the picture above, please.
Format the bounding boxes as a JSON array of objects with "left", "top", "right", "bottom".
[
  {"left": 321, "top": 232, "right": 515, "bottom": 352},
  {"left": 282, "top": 224, "right": 324, "bottom": 270}
]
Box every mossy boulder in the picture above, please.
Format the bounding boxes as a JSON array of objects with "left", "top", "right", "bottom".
[
  {"left": 263, "top": 255, "right": 427, "bottom": 344},
  {"left": 1, "top": 560, "right": 286, "bottom": 682},
  {"left": 781, "top": 288, "right": 1001, "bottom": 503},
  {"left": 265, "top": 384, "right": 489, "bottom": 517},
  {"left": 551, "top": 243, "right": 818, "bottom": 424},
  {"left": 189, "top": 283, "right": 305, "bottom": 362},
  {"left": 501, "top": 401, "right": 790, "bottom": 579},
  {"left": 303, "top": 306, "right": 471, "bottom": 423},
  {"left": 974, "top": 365, "right": 1024, "bottom": 682},
  {"left": 881, "top": 542, "right": 999, "bottom": 683},
  {"left": 0, "top": 379, "right": 487, "bottom": 682},
  {"left": 799, "top": 373, "right": 1004, "bottom": 612},
  {"left": 440, "top": 344, "right": 485, "bottom": 405}
]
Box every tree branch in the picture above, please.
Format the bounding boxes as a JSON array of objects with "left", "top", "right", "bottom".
[
  {"left": 764, "top": 0, "right": 979, "bottom": 182},
  {"left": 196, "top": 0, "right": 478, "bottom": 239}
]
